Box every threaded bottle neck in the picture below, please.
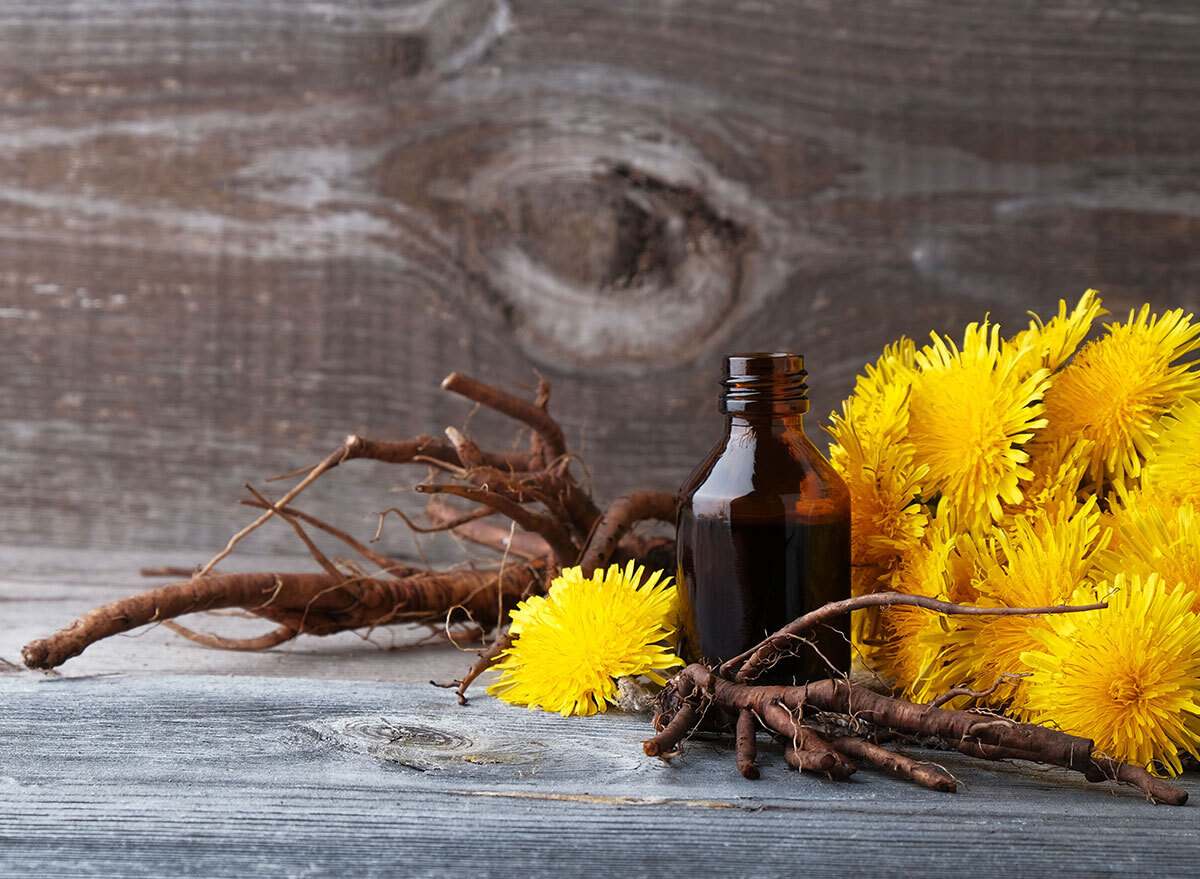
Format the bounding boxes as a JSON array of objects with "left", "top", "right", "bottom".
[{"left": 719, "top": 352, "right": 809, "bottom": 417}]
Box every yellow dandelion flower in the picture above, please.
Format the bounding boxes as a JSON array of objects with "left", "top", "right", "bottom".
[
  {"left": 830, "top": 373, "right": 911, "bottom": 460},
  {"left": 870, "top": 510, "right": 973, "bottom": 700},
  {"left": 885, "top": 506, "right": 976, "bottom": 603},
  {"left": 1039, "top": 305, "right": 1200, "bottom": 491},
  {"left": 1012, "top": 288, "right": 1107, "bottom": 374},
  {"left": 488, "top": 563, "right": 682, "bottom": 716},
  {"left": 832, "top": 376, "right": 929, "bottom": 667},
  {"left": 829, "top": 383, "right": 928, "bottom": 570},
  {"left": 875, "top": 607, "right": 955, "bottom": 703},
  {"left": 935, "top": 502, "right": 1108, "bottom": 716},
  {"left": 849, "top": 561, "right": 893, "bottom": 671},
  {"left": 1099, "top": 499, "right": 1200, "bottom": 615},
  {"left": 906, "top": 322, "right": 1051, "bottom": 530},
  {"left": 1022, "top": 574, "right": 1200, "bottom": 776},
  {"left": 1006, "top": 437, "right": 1094, "bottom": 522},
  {"left": 830, "top": 345, "right": 917, "bottom": 493},
  {"left": 1141, "top": 397, "right": 1200, "bottom": 507},
  {"left": 845, "top": 338, "right": 918, "bottom": 429}
]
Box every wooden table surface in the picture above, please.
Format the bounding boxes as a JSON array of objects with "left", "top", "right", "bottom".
[{"left": 4, "top": 544, "right": 1199, "bottom": 877}]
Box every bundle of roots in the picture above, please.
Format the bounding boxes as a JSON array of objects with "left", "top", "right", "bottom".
[
  {"left": 21, "top": 373, "right": 1187, "bottom": 805},
  {"left": 646, "top": 594, "right": 1187, "bottom": 805}
]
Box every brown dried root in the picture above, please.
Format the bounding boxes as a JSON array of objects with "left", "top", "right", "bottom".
[
  {"left": 420, "top": 498, "right": 549, "bottom": 560},
  {"left": 648, "top": 664, "right": 1187, "bottom": 805},
  {"left": 769, "top": 709, "right": 856, "bottom": 779},
  {"left": 577, "top": 491, "right": 677, "bottom": 574},
  {"left": 238, "top": 498, "right": 418, "bottom": 577},
  {"left": 735, "top": 709, "right": 759, "bottom": 780},
  {"left": 21, "top": 372, "right": 677, "bottom": 676},
  {"left": 161, "top": 622, "right": 298, "bottom": 651},
  {"left": 648, "top": 591, "right": 1187, "bottom": 805},
  {"left": 22, "top": 566, "right": 540, "bottom": 670},
  {"left": 197, "top": 433, "right": 518, "bottom": 578},
  {"left": 829, "top": 735, "right": 957, "bottom": 792},
  {"left": 433, "top": 632, "right": 515, "bottom": 706}
]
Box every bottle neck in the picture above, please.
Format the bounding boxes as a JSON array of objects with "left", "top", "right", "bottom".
[{"left": 727, "top": 412, "right": 806, "bottom": 439}]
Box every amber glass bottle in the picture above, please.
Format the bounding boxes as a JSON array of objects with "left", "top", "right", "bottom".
[{"left": 676, "top": 353, "right": 851, "bottom": 682}]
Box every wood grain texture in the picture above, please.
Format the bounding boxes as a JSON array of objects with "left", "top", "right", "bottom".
[
  {"left": 3, "top": 674, "right": 1199, "bottom": 878},
  {"left": 3, "top": 1, "right": 1200, "bottom": 554}
]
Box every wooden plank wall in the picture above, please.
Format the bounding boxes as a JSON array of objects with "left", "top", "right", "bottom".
[{"left": 2, "top": 1, "right": 1199, "bottom": 555}]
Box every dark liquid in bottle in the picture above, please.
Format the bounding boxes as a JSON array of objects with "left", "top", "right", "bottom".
[{"left": 677, "top": 511, "right": 851, "bottom": 683}]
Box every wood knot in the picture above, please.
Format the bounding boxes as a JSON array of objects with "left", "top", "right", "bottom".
[{"left": 455, "top": 149, "right": 773, "bottom": 371}]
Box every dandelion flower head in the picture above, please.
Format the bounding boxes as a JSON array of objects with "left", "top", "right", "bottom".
[
  {"left": 828, "top": 383, "right": 928, "bottom": 570},
  {"left": 1012, "top": 288, "right": 1106, "bottom": 374},
  {"left": 906, "top": 322, "right": 1050, "bottom": 530},
  {"left": 841, "top": 338, "right": 918, "bottom": 438},
  {"left": 936, "top": 502, "right": 1108, "bottom": 716},
  {"left": 1022, "top": 573, "right": 1200, "bottom": 775},
  {"left": 1140, "top": 397, "right": 1200, "bottom": 508},
  {"left": 1100, "top": 500, "right": 1200, "bottom": 615},
  {"left": 1040, "top": 306, "right": 1200, "bottom": 491},
  {"left": 488, "top": 562, "right": 682, "bottom": 716}
]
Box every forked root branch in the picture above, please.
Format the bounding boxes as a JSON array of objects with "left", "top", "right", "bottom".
[{"left": 22, "top": 373, "right": 675, "bottom": 683}]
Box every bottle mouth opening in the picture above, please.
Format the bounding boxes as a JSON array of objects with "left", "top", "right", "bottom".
[
  {"left": 720, "top": 352, "right": 808, "bottom": 415},
  {"left": 723, "top": 352, "right": 805, "bottom": 378}
]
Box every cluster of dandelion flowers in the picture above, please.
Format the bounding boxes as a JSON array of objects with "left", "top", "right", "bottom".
[
  {"left": 832, "top": 289, "right": 1200, "bottom": 774},
  {"left": 487, "top": 563, "right": 682, "bottom": 717}
]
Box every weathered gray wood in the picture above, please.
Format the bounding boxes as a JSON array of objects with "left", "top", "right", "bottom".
[
  {"left": 2, "top": 675, "right": 1197, "bottom": 878},
  {"left": 3, "top": 1, "right": 1200, "bottom": 553}
]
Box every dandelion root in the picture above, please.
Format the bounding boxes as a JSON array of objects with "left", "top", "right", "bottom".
[
  {"left": 22, "top": 373, "right": 675, "bottom": 678},
  {"left": 649, "top": 658, "right": 1188, "bottom": 805}
]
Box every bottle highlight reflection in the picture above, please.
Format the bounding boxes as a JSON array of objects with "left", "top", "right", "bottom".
[{"left": 675, "top": 353, "right": 851, "bottom": 682}]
